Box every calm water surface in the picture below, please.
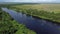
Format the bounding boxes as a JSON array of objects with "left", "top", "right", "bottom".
[{"left": 2, "top": 8, "right": 60, "bottom": 34}]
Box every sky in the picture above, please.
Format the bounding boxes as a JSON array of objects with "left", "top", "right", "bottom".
[{"left": 0, "top": 0, "right": 60, "bottom": 3}]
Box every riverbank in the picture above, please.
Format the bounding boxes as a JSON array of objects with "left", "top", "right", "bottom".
[
  {"left": 2, "top": 7, "right": 60, "bottom": 34},
  {"left": 26, "top": 13, "right": 60, "bottom": 24},
  {"left": 8, "top": 6, "right": 60, "bottom": 24},
  {"left": 0, "top": 7, "right": 36, "bottom": 34}
]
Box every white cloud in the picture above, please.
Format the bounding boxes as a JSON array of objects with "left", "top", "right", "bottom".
[
  {"left": 0, "top": 0, "right": 58, "bottom": 3},
  {"left": 32, "top": 0, "right": 56, "bottom": 2}
]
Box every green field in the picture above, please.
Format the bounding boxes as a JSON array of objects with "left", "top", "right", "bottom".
[
  {"left": 11, "top": 4, "right": 60, "bottom": 13},
  {"left": 8, "top": 4, "right": 60, "bottom": 23}
]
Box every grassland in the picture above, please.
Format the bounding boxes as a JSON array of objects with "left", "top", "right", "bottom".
[
  {"left": 8, "top": 4, "right": 60, "bottom": 23},
  {"left": 0, "top": 5, "right": 36, "bottom": 34},
  {"left": 11, "top": 4, "right": 60, "bottom": 13}
]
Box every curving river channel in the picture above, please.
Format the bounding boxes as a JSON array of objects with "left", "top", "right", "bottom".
[{"left": 2, "top": 8, "right": 60, "bottom": 34}]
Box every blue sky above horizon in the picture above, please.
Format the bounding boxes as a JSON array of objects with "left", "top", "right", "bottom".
[{"left": 0, "top": 0, "right": 60, "bottom": 3}]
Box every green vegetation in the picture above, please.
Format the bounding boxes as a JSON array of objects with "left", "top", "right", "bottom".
[
  {"left": 0, "top": 6, "right": 36, "bottom": 34},
  {"left": 0, "top": 4, "right": 60, "bottom": 34},
  {"left": 8, "top": 4, "right": 60, "bottom": 23}
]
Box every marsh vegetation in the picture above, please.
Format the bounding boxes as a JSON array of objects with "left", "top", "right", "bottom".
[
  {"left": 0, "top": 4, "right": 60, "bottom": 34},
  {"left": 8, "top": 4, "right": 60, "bottom": 23}
]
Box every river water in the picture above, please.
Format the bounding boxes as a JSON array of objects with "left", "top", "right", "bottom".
[{"left": 2, "top": 8, "right": 60, "bottom": 34}]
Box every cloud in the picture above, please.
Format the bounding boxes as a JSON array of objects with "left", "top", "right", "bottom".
[
  {"left": 0, "top": 0, "right": 59, "bottom": 3},
  {"left": 13, "top": 0, "right": 56, "bottom": 2}
]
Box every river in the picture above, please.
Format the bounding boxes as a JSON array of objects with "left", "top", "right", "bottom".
[{"left": 2, "top": 8, "right": 60, "bottom": 34}]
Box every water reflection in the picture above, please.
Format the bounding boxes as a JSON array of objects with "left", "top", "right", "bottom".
[{"left": 2, "top": 8, "right": 60, "bottom": 34}]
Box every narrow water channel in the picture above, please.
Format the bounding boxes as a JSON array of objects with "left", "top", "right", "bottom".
[{"left": 2, "top": 8, "right": 60, "bottom": 34}]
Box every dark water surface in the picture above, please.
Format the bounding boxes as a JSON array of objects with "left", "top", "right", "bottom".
[{"left": 2, "top": 8, "right": 60, "bottom": 34}]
